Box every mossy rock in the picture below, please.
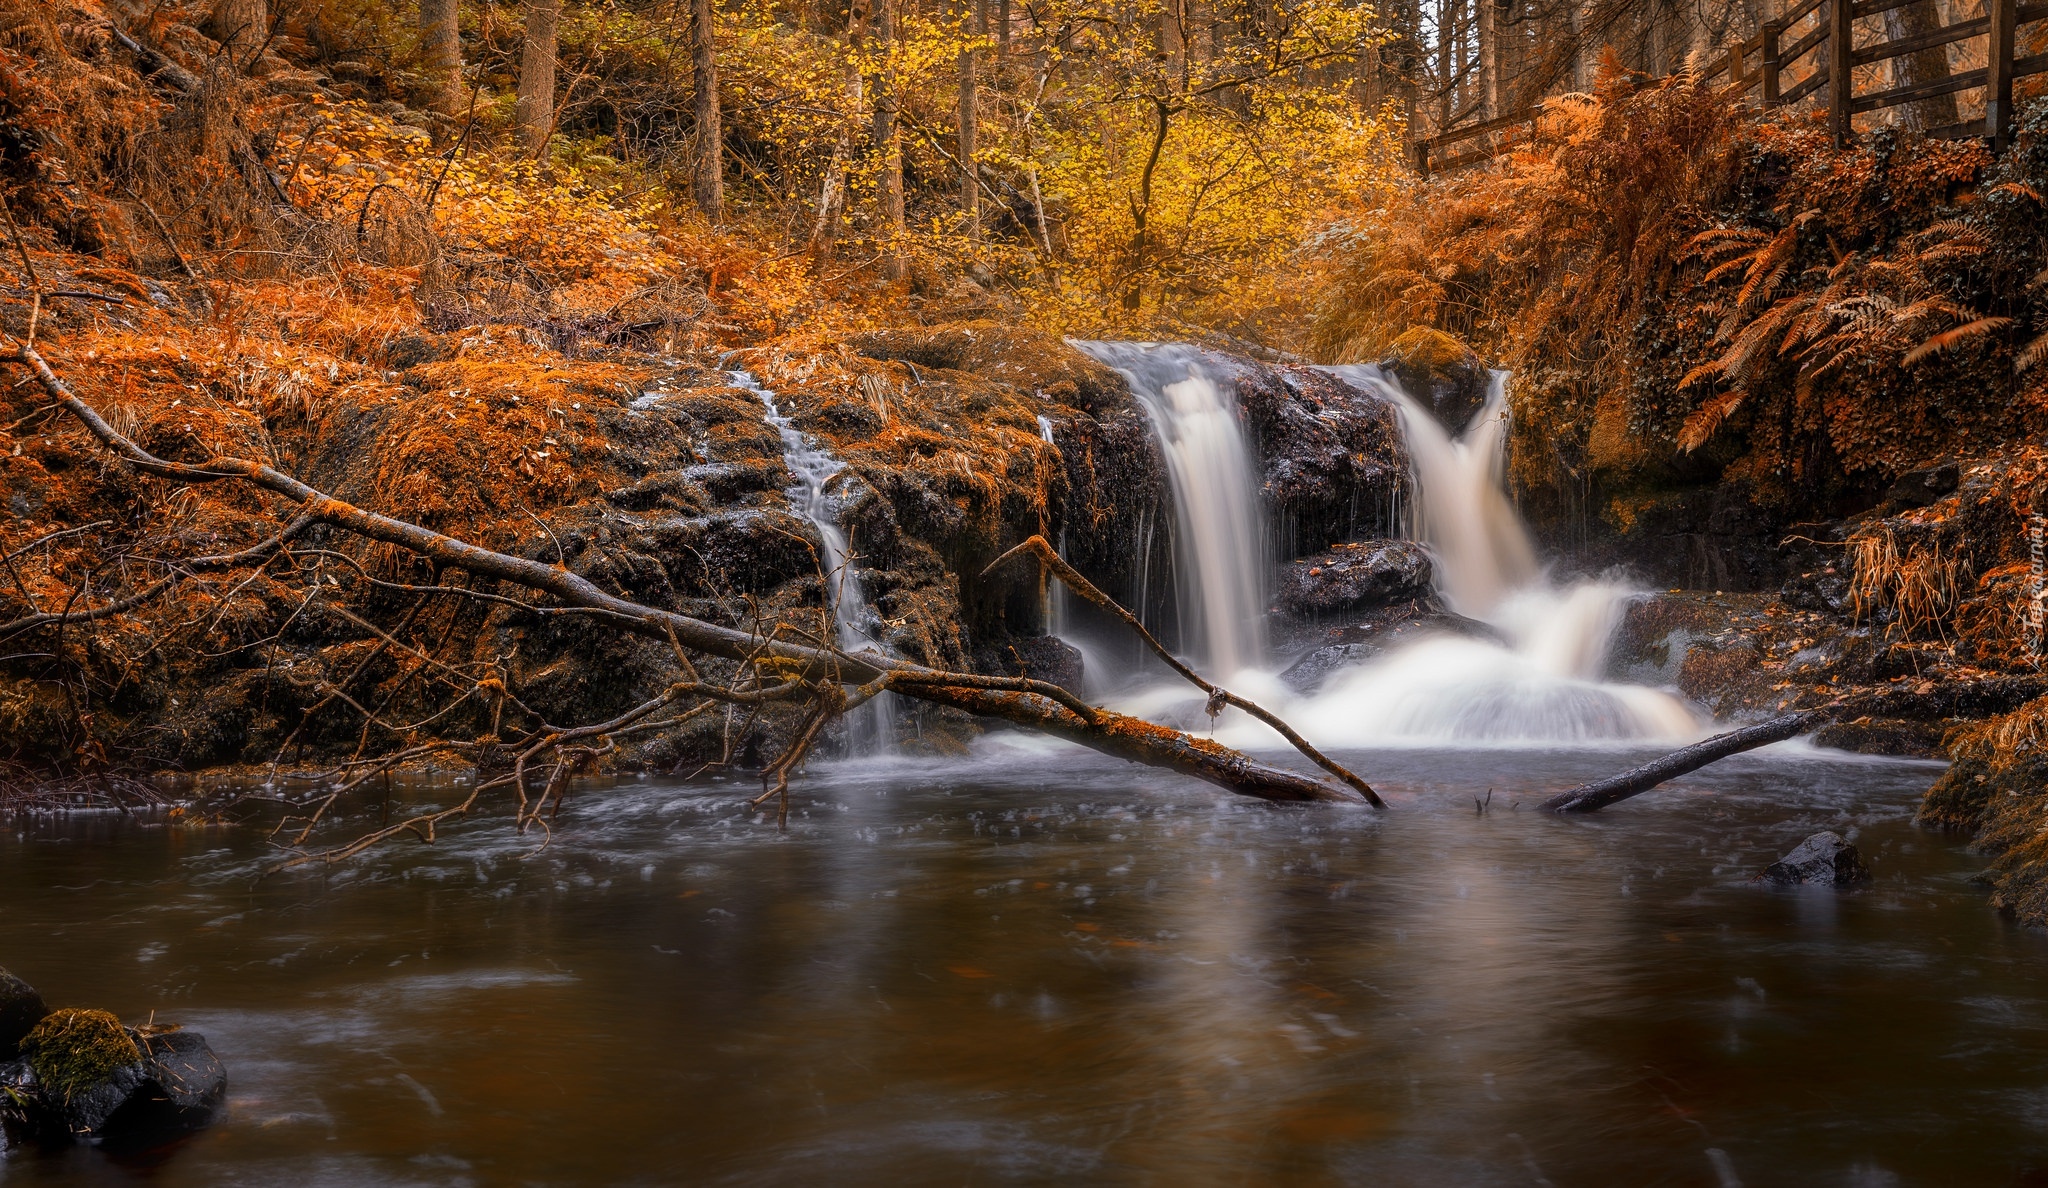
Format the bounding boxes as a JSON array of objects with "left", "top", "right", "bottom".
[
  {"left": 0, "top": 968, "right": 46, "bottom": 1060},
  {"left": 1385, "top": 326, "right": 1478, "bottom": 371},
  {"left": 19, "top": 1010, "right": 140, "bottom": 1102}
]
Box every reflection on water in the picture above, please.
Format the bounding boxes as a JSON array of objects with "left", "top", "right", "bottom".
[{"left": 3, "top": 744, "right": 2045, "bottom": 1185}]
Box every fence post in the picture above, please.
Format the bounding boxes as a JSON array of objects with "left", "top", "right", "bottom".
[
  {"left": 1988, "top": 0, "right": 2017, "bottom": 149},
  {"left": 1412, "top": 137, "right": 1432, "bottom": 178},
  {"left": 1761, "top": 21, "right": 1782, "bottom": 106},
  {"left": 1828, "top": 0, "right": 1854, "bottom": 145}
]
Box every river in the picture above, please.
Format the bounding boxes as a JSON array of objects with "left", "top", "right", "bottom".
[{"left": 3, "top": 742, "right": 2042, "bottom": 1185}]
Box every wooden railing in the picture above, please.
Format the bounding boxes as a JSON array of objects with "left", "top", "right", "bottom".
[{"left": 1414, "top": 0, "right": 2048, "bottom": 175}]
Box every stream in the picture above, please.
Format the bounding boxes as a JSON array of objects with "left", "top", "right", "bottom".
[{"left": 4, "top": 743, "right": 2045, "bottom": 1185}]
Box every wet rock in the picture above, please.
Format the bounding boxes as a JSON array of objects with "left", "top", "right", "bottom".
[
  {"left": 0, "top": 968, "right": 46, "bottom": 1059},
  {"left": 1763, "top": 831, "right": 1870, "bottom": 886},
  {"left": 1811, "top": 718, "right": 1947, "bottom": 758},
  {"left": 1005, "top": 637, "right": 1084, "bottom": 694},
  {"left": 2, "top": 1011, "right": 226, "bottom": 1149},
  {"left": 1886, "top": 460, "right": 1960, "bottom": 509},
  {"left": 1376, "top": 327, "right": 1489, "bottom": 435},
  {"left": 1276, "top": 541, "right": 1432, "bottom": 616},
  {"left": 1780, "top": 566, "right": 1852, "bottom": 613},
  {"left": 1277, "top": 600, "right": 1503, "bottom": 692}
]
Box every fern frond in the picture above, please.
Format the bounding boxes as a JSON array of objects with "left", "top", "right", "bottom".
[
  {"left": 1902, "top": 317, "right": 2012, "bottom": 366},
  {"left": 1677, "top": 389, "right": 1744, "bottom": 451}
]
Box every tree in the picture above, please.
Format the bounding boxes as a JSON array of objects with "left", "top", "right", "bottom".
[
  {"left": 517, "top": 0, "right": 562, "bottom": 159},
  {"left": 958, "top": 0, "right": 982, "bottom": 237},
  {"left": 1883, "top": 0, "right": 1957, "bottom": 132},
  {"left": 420, "top": 0, "right": 465, "bottom": 117},
  {"left": 693, "top": 0, "right": 724, "bottom": 220},
  {"left": 212, "top": 0, "right": 267, "bottom": 66},
  {"left": 873, "top": 0, "right": 907, "bottom": 279}
]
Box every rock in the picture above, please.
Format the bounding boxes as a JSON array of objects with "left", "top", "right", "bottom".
[
  {"left": 1276, "top": 540, "right": 1433, "bottom": 616},
  {"left": 1377, "top": 327, "right": 1489, "bottom": 435},
  {"left": 0, "top": 968, "right": 47, "bottom": 1059},
  {"left": 1006, "top": 636, "right": 1084, "bottom": 694},
  {"left": 1277, "top": 600, "right": 1503, "bottom": 692},
  {"left": 4, "top": 1010, "right": 226, "bottom": 1148},
  {"left": 1763, "top": 831, "right": 1870, "bottom": 886},
  {"left": 17, "top": 1009, "right": 147, "bottom": 1139},
  {"left": 98, "top": 1029, "right": 228, "bottom": 1149},
  {"left": 1886, "top": 460, "right": 1960, "bottom": 508}
]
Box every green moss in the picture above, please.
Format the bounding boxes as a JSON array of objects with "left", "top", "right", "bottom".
[{"left": 19, "top": 1009, "right": 140, "bottom": 1102}]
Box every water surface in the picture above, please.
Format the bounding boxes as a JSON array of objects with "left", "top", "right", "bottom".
[{"left": 2, "top": 743, "right": 2042, "bottom": 1186}]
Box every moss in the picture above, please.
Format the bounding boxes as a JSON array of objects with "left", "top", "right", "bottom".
[
  {"left": 20, "top": 1010, "right": 140, "bottom": 1102},
  {"left": 1918, "top": 758, "right": 1997, "bottom": 831}
]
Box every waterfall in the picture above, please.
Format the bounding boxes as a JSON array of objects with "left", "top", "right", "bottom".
[
  {"left": 1069, "top": 342, "right": 1267, "bottom": 678},
  {"left": 736, "top": 371, "right": 895, "bottom": 753},
  {"left": 1268, "top": 367, "right": 1698, "bottom": 745}
]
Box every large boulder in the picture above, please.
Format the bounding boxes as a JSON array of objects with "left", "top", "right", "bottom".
[
  {"left": 1763, "top": 831, "right": 1870, "bottom": 886},
  {"left": 1276, "top": 540, "right": 1432, "bottom": 617},
  {"left": 2, "top": 1009, "right": 226, "bottom": 1149},
  {"left": 0, "top": 968, "right": 47, "bottom": 1059}
]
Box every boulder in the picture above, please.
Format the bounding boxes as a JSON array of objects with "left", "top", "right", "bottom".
[
  {"left": 0, "top": 968, "right": 47, "bottom": 1059},
  {"left": 1276, "top": 541, "right": 1433, "bottom": 617},
  {"left": 1885, "top": 460, "right": 1960, "bottom": 509},
  {"left": 1763, "top": 831, "right": 1870, "bottom": 886},
  {"left": 1277, "top": 600, "right": 1504, "bottom": 692},
  {"left": 1006, "top": 636, "right": 1084, "bottom": 695},
  {"left": 2, "top": 1009, "right": 225, "bottom": 1149},
  {"left": 1377, "top": 327, "right": 1489, "bottom": 435}
]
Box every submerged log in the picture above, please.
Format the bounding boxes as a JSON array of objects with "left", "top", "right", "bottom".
[
  {"left": 2, "top": 342, "right": 1365, "bottom": 810},
  {"left": 1541, "top": 710, "right": 1831, "bottom": 813}
]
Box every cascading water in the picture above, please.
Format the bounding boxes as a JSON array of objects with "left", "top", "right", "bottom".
[
  {"left": 736, "top": 371, "right": 895, "bottom": 752},
  {"left": 1264, "top": 368, "right": 1699, "bottom": 744},
  {"left": 1069, "top": 342, "right": 1267, "bottom": 678}
]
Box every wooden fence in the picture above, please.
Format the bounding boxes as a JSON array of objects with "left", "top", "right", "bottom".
[{"left": 1414, "top": 0, "right": 2048, "bottom": 175}]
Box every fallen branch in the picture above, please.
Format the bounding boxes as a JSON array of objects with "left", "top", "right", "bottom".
[
  {"left": 2, "top": 340, "right": 1362, "bottom": 810},
  {"left": 1540, "top": 710, "right": 1832, "bottom": 813},
  {"left": 985, "top": 534, "right": 1384, "bottom": 807}
]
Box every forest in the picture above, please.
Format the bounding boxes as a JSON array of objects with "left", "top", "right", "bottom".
[{"left": 6, "top": 0, "right": 2048, "bottom": 1179}]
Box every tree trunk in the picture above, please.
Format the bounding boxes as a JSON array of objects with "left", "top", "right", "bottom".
[
  {"left": 957, "top": 0, "right": 981, "bottom": 238},
  {"left": 213, "top": 0, "right": 267, "bottom": 65},
  {"left": 692, "top": 0, "right": 724, "bottom": 220},
  {"left": 420, "top": 0, "right": 464, "bottom": 117},
  {"left": 1478, "top": 0, "right": 1498, "bottom": 118},
  {"left": 1541, "top": 711, "right": 1830, "bottom": 812},
  {"left": 1884, "top": 0, "right": 1958, "bottom": 130},
  {"left": 516, "top": 0, "right": 561, "bottom": 160},
  {"left": 875, "top": 0, "right": 906, "bottom": 279}
]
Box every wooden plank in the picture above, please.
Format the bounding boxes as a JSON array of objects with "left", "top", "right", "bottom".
[
  {"left": 1853, "top": 0, "right": 1932, "bottom": 18},
  {"left": 1990, "top": 0, "right": 2018, "bottom": 148},
  {"left": 1782, "top": 67, "right": 1829, "bottom": 104},
  {"left": 1851, "top": 65, "right": 1988, "bottom": 110},
  {"left": 2023, "top": 0, "right": 2048, "bottom": 21},
  {"left": 1781, "top": 0, "right": 1827, "bottom": 28},
  {"left": 1829, "top": 0, "right": 1855, "bottom": 143},
  {"left": 1780, "top": 24, "right": 1829, "bottom": 64},
  {"left": 1427, "top": 104, "right": 1543, "bottom": 150},
  {"left": 2015, "top": 49, "right": 2048, "bottom": 74},
  {"left": 1925, "top": 117, "right": 1991, "bottom": 138},
  {"left": 1853, "top": 15, "right": 1986, "bottom": 65},
  {"left": 1762, "top": 21, "right": 1783, "bottom": 104}
]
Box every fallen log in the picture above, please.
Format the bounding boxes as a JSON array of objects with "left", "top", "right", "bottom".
[
  {"left": 2, "top": 341, "right": 1365, "bottom": 809},
  {"left": 1541, "top": 710, "right": 1832, "bottom": 813}
]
